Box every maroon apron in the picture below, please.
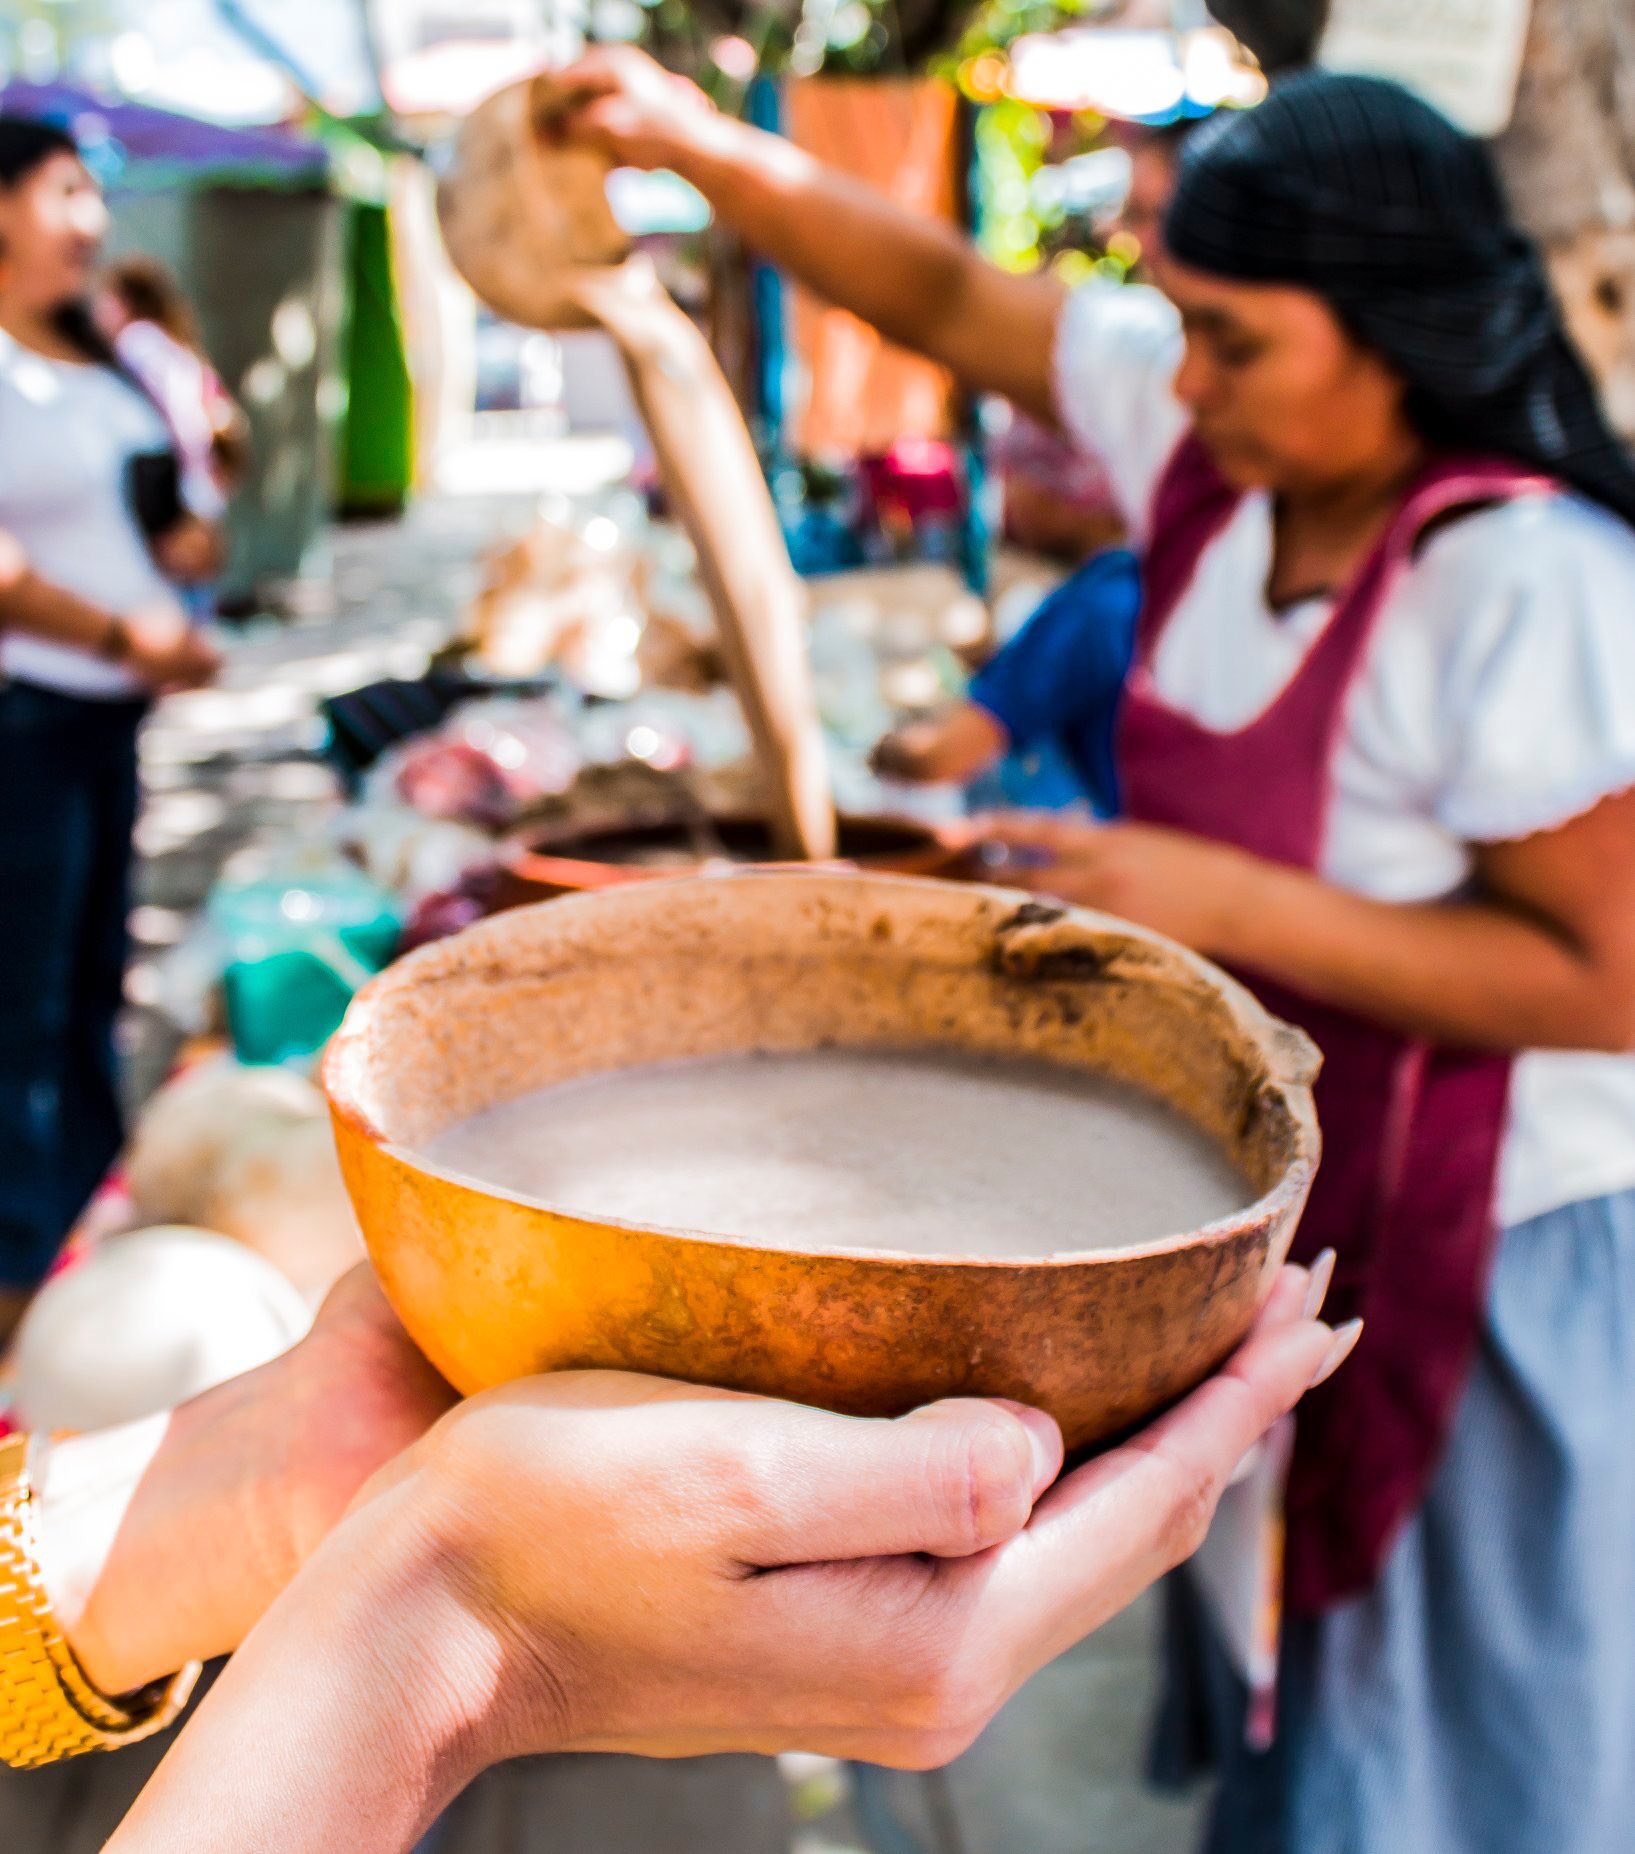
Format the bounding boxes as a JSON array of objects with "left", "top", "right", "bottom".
[{"left": 1118, "top": 437, "right": 1556, "bottom": 1615}]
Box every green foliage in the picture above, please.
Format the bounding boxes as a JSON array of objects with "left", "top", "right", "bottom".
[
  {"left": 942, "top": 0, "right": 1103, "bottom": 67},
  {"left": 972, "top": 94, "right": 1134, "bottom": 286},
  {"left": 974, "top": 97, "right": 1051, "bottom": 269},
  {"left": 639, "top": 0, "right": 904, "bottom": 80}
]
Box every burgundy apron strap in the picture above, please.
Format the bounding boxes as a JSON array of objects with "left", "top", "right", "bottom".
[{"left": 1115, "top": 445, "right": 1557, "bottom": 1612}]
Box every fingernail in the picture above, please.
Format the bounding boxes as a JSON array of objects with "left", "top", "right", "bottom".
[
  {"left": 1311, "top": 1319, "right": 1364, "bottom": 1389},
  {"left": 1302, "top": 1250, "right": 1337, "bottom": 1322},
  {"left": 1020, "top": 1410, "right": 1064, "bottom": 1494},
  {"left": 988, "top": 1399, "right": 1064, "bottom": 1495}
]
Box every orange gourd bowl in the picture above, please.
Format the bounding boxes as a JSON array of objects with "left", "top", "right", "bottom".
[{"left": 323, "top": 870, "right": 1320, "bottom": 1449}]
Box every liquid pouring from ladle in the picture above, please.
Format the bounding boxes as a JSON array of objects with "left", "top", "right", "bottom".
[{"left": 437, "top": 74, "right": 839, "bottom": 864}]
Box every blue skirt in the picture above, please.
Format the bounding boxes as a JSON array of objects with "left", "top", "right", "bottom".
[{"left": 1155, "top": 1187, "right": 1635, "bottom": 1854}]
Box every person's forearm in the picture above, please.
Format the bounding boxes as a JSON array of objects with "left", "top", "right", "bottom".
[
  {"left": 104, "top": 1480, "right": 502, "bottom": 1854},
  {"left": 0, "top": 548, "right": 120, "bottom": 656},
  {"left": 1212, "top": 858, "right": 1630, "bottom": 1052},
  {"left": 673, "top": 112, "right": 968, "bottom": 336},
  {"left": 667, "top": 111, "right": 1065, "bottom": 419}
]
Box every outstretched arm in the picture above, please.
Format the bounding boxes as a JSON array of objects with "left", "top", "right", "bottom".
[{"left": 552, "top": 48, "right": 1068, "bottom": 425}]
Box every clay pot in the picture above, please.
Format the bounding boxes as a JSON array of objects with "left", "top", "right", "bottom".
[
  {"left": 436, "top": 77, "right": 631, "bottom": 333},
  {"left": 493, "top": 807, "right": 967, "bottom": 906},
  {"left": 324, "top": 871, "right": 1320, "bottom": 1450}
]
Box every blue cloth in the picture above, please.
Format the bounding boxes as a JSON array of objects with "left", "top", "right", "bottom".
[
  {"left": 968, "top": 548, "right": 1140, "bottom": 817},
  {"left": 0, "top": 681, "right": 144, "bottom": 1289},
  {"left": 1156, "top": 1185, "right": 1635, "bottom": 1854}
]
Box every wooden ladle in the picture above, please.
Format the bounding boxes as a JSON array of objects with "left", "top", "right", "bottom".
[{"left": 438, "top": 76, "right": 838, "bottom": 863}]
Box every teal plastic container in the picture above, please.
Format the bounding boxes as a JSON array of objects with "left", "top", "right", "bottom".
[{"left": 210, "top": 867, "right": 401, "bottom": 1068}]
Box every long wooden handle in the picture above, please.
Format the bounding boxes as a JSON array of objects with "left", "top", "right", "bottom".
[
  {"left": 572, "top": 264, "right": 838, "bottom": 863},
  {"left": 439, "top": 79, "right": 837, "bottom": 862}
]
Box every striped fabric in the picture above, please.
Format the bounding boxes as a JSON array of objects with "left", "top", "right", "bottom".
[{"left": 1163, "top": 72, "right": 1635, "bottom": 529}]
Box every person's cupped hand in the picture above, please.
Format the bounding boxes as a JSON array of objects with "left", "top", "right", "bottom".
[{"left": 346, "top": 1259, "right": 1353, "bottom": 1773}]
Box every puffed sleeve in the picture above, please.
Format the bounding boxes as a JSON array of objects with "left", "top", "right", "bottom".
[
  {"left": 1427, "top": 497, "right": 1635, "bottom": 843},
  {"left": 1052, "top": 282, "right": 1188, "bottom": 536}
]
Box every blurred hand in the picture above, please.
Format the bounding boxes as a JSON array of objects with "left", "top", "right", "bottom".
[
  {"left": 121, "top": 605, "right": 221, "bottom": 692},
  {"left": 154, "top": 516, "right": 225, "bottom": 586},
  {"left": 544, "top": 47, "right": 719, "bottom": 172},
  {"left": 869, "top": 723, "right": 935, "bottom": 782},
  {"left": 349, "top": 1262, "right": 1350, "bottom": 1773},
  {"left": 974, "top": 813, "right": 1257, "bottom": 954},
  {"left": 870, "top": 704, "right": 1007, "bottom": 786}
]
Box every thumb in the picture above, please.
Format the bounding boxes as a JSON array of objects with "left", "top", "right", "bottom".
[{"left": 740, "top": 1397, "right": 1064, "bottom": 1569}]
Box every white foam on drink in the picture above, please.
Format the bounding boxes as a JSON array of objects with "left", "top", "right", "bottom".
[{"left": 425, "top": 1048, "right": 1253, "bottom": 1258}]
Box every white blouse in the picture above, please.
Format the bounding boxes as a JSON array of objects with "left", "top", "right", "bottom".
[
  {"left": 1054, "top": 282, "right": 1635, "bottom": 1227},
  {"left": 0, "top": 328, "right": 184, "bottom": 700}
]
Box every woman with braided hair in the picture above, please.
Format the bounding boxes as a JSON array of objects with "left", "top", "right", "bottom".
[{"left": 965, "top": 73, "right": 1635, "bottom": 1854}]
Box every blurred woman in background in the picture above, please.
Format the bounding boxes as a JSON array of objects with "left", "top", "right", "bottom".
[
  {"left": 0, "top": 119, "right": 220, "bottom": 1337},
  {"left": 101, "top": 255, "right": 249, "bottom": 537}
]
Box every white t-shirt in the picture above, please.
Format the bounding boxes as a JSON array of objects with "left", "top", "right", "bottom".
[
  {"left": 0, "top": 328, "right": 184, "bottom": 699},
  {"left": 1054, "top": 282, "right": 1635, "bottom": 1228}
]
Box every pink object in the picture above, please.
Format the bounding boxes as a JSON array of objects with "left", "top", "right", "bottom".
[
  {"left": 1118, "top": 435, "right": 1555, "bottom": 1616},
  {"left": 394, "top": 740, "right": 515, "bottom": 829},
  {"left": 861, "top": 439, "right": 964, "bottom": 526},
  {"left": 993, "top": 412, "right": 1120, "bottom": 516},
  {"left": 401, "top": 879, "right": 499, "bottom": 952}
]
